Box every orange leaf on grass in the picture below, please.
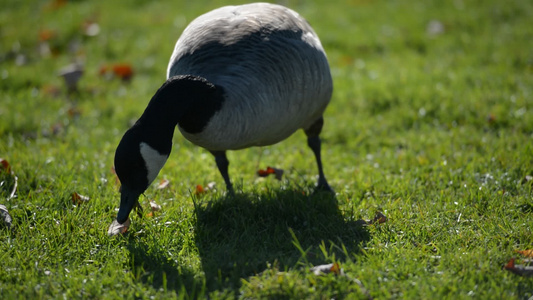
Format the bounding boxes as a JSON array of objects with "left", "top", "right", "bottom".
[
  {"left": 99, "top": 63, "right": 134, "bottom": 81},
  {"left": 257, "top": 167, "right": 276, "bottom": 177},
  {"left": 330, "top": 262, "right": 342, "bottom": 275},
  {"left": 195, "top": 184, "right": 205, "bottom": 195},
  {"left": 157, "top": 179, "right": 170, "bottom": 189},
  {"left": 504, "top": 257, "right": 533, "bottom": 277},
  {"left": 46, "top": 0, "right": 67, "bottom": 10},
  {"left": 370, "top": 211, "right": 388, "bottom": 224},
  {"left": 39, "top": 29, "right": 55, "bottom": 41},
  {"left": 72, "top": 192, "right": 89, "bottom": 205},
  {"left": 112, "top": 64, "right": 133, "bottom": 81},
  {"left": 149, "top": 200, "right": 161, "bottom": 212},
  {"left": 41, "top": 85, "right": 61, "bottom": 98},
  {"left": 310, "top": 263, "right": 344, "bottom": 276},
  {"left": 504, "top": 258, "right": 516, "bottom": 270},
  {"left": 257, "top": 166, "right": 284, "bottom": 180},
  {"left": 515, "top": 250, "right": 533, "bottom": 258},
  {"left": 0, "top": 158, "right": 11, "bottom": 173}
]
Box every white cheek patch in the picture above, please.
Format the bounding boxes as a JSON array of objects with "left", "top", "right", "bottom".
[{"left": 139, "top": 142, "right": 168, "bottom": 186}]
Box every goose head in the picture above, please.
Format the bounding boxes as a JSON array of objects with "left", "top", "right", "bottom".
[
  {"left": 113, "top": 75, "right": 221, "bottom": 224},
  {"left": 114, "top": 130, "right": 169, "bottom": 223}
]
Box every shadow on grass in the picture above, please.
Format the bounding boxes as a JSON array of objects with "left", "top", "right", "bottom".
[
  {"left": 193, "top": 189, "right": 370, "bottom": 292},
  {"left": 126, "top": 237, "right": 205, "bottom": 298}
]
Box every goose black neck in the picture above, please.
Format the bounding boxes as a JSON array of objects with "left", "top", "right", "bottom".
[{"left": 132, "top": 75, "right": 220, "bottom": 153}]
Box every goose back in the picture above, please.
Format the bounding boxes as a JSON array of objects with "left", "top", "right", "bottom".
[{"left": 167, "top": 3, "right": 332, "bottom": 150}]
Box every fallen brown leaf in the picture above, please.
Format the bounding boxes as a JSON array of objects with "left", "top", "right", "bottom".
[
  {"left": 369, "top": 211, "right": 388, "bottom": 224},
  {"left": 0, "top": 158, "right": 11, "bottom": 173},
  {"left": 515, "top": 249, "right": 533, "bottom": 258},
  {"left": 39, "top": 29, "right": 55, "bottom": 42},
  {"left": 99, "top": 63, "right": 134, "bottom": 81},
  {"left": 0, "top": 158, "right": 18, "bottom": 200},
  {"left": 310, "top": 262, "right": 372, "bottom": 299},
  {"left": 72, "top": 192, "right": 89, "bottom": 205},
  {"left": 41, "top": 85, "right": 62, "bottom": 98},
  {"left": 157, "top": 179, "right": 170, "bottom": 189},
  {"left": 149, "top": 200, "right": 161, "bottom": 212},
  {"left": 257, "top": 166, "right": 284, "bottom": 180},
  {"left": 504, "top": 258, "right": 533, "bottom": 277},
  {"left": 195, "top": 184, "right": 205, "bottom": 195},
  {"left": 329, "top": 262, "right": 342, "bottom": 275},
  {"left": 311, "top": 263, "right": 344, "bottom": 276},
  {"left": 46, "top": 0, "right": 67, "bottom": 10}
]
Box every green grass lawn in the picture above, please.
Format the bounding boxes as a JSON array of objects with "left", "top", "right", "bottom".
[{"left": 1, "top": 0, "right": 532, "bottom": 298}]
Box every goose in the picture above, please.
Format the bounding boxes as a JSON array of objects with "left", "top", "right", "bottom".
[{"left": 112, "top": 2, "right": 334, "bottom": 226}]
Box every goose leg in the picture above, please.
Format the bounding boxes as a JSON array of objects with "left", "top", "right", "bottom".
[
  {"left": 210, "top": 150, "right": 233, "bottom": 192},
  {"left": 304, "top": 117, "right": 334, "bottom": 193}
]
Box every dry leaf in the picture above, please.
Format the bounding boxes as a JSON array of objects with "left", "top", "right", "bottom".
[
  {"left": 311, "top": 263, "right": 344, "bottom": 276},
  {"left": 39, "top": 29, "right": 55, "bottom": 42},
  {"left": 41, "top": 85, "right": 61, "bottom": 98},
  {"left": 355, "top": 211, "right": 389, "bottom": 226},
  {"left": 1, "top": 159, "right": 18, "bottom": 200},
  {"left": 46, "top": 0, "right": 67, "bottom": 10},
  {"left": 310, "top": 263, "right": 372, "bottom": 299},
  {"left": 99, "top": 64, "right": 134, "bottom": 81},
  {"left": 112, "top": 64, "right": 133, "bottom": 80},
  {"left": 149, "top": 200, "right": 161, "bottom": 212},
  {"left": 257, "top": 166, "right": 284, "bottom": 180},
  {"left": 504, "top": 258, "right": 533, "bottom": 277},
  {"left": 369, "top": 211, "right": 388, "bottom": 224},
  {"left": 157, "top": 179, "right": 170, "bottom": 189},
  {"left": 0, "top": 158, "right": 11, "bottom": 173},
  {"left": 108, "top": 218, "right": 130, "bottom": 236},
  {"left": 329, "top": 262, "right": 342, "bottom": 275},
  {"left": 195, "top": 184, "right": 205, "bottom": 195},
  {"left": 72, "top": 192, "right": 89, "bottom": 205},
  {"left": 515, "top": 250, "right": 533, "bottom": 258},
  {"left": 257, "top": 167, "right": 274, "bottom": 177}
]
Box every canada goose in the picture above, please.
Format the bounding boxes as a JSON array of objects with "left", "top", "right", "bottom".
[{"left": 112, "top": 2, "right": 333, "bottom": 226}]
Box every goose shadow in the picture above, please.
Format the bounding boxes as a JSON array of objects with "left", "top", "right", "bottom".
[
  {"left": 192, "top": 188, "right": 370, "bottom": 291},
  {"left": 126, "top": 236, "right": 206, "bottom": 297}
]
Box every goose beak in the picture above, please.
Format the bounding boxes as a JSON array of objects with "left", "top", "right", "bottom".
[{"left": 117, "top": 185, "right": 142, "bottom": 224}]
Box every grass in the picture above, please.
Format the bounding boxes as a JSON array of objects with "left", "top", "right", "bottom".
[{"left": 1, "top": 0, "right": 532, "bottom": 298}]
